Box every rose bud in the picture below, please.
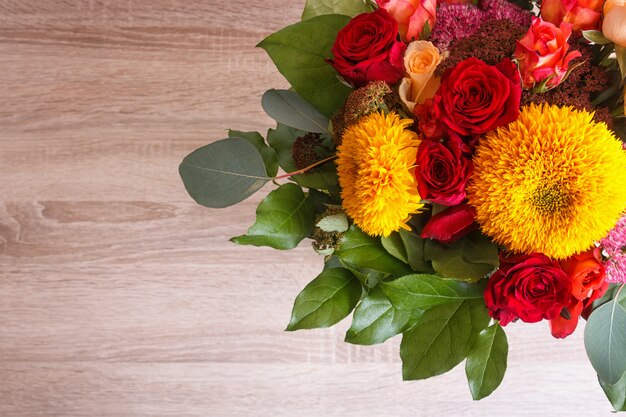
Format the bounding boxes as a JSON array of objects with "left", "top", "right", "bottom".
[
  {"left": 415, "top": 133, "right": 473, "bottom": 206},
  {"left": 421, "top": 203, "right": 478, "bottom": 244},
  {"left": 413, "top": 99, "right": 444, "bottom": 140},
  {"left": 328, "top": 9, "right": 406, "bottom": 87},
  {"left": 432, "top": 57, "right": 521, "bottom": 136},
  {"left": 549, "top": 298, "right": 584, "bottom": 339},
  {"left": 398, "top": 41, "right": 445, "bottom": 113},
  {"left": 541, "top": 0, "right": 603, "bottom": 33},
  {"left": 376, "top": 0, "right": 436, "bottom": 42},
  {"left": 484, "top": 253, "right": 572, "bottom": 326},
  {"left": 514, "top": 17, "right": 582, "bottom": 90}
]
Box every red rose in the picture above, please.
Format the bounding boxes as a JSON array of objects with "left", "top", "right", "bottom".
[
  {"left": 433, "top": 58, "right": 521, "bottom": 136},
  {"left": 328, "top": 9, "right": 406, "bottom": 88},
  {"left": 549, "top": 297, "right": 584, "bottom": 339},
  {"left": 415, "top": 133, "right": 473, "bottom": 206},
  {"left": 484, "top": 253, "right": 572, "bottom": 326},
  {"left": 421, "top": 203, "right": 478, "bottom": 244}
]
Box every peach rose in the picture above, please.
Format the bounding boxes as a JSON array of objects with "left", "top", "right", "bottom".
[
  {"left": 603, "top": 5, "right": 626, "bottom": 47},
  {"left": 376, "top": 0, "right": 436, "bottom": 42},
  {"left": 398, "top": 41, "right": 444, "bottom": 112},
  {"left": 541, "top": 0, "right": 604, "bottom": 33},
  {"left": 514, "top": 17, "right": 582, "bottom": 89},
  {"left": 604, "top": 0, "right": 626, "bottom": 13}
]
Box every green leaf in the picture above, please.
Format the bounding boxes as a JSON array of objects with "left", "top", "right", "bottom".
[
  {"left": 339, "top": 260, "right": 385, "bottom": 289},
  {"left": 424, "top": 231, "right": 499, "bottom": 283},
  {"left": 231, "top": 183, "right": 315, "bottom": 250},
  {"left": 400, "top": 229, "right": 433, "bottom": 273},
  {"left": 262, "top": 89, "right": 330, "bottom": 134},
  {"left": 465, "top": 323, "right": 508, "bottom": 400},
  {"left": 258, "top": 14, "right": 352, "bottom": 117},
  {"left": 401, "top": 299, "right": 491, "bottom": 380},
  {"left": 588, "top": 284, "right": 622, "bottom": 315},
  {"left": 585, "top": 290, "right": 626, "bottom": 385},
  {"left": 345, "top": 287, "right": 415, "bottom": 345},
  {"left": 582, "top": 30, "right": 612, "bottom": 45},
  {"left": 301, "top": 0, "right": 372, "bottom": 20},
  {"left": 179, "top": 138, "right": 269, "bottom": 208},
  {"left": 381, "top": 232, "right": 409, "bottom": 264},
  {"left": 292, "top": 163, "right": 339, "bottom": 190},
  {"left": 336, "top": 225, "right": 413, "bottom": 277},
  {"left": 316, "top": 213, "right": 349, "bottom": 233},
  {"left": 600, "top": 371, "right": 626, "bottom": 411},
  {"left": 381, "top": 274, "right": 485, "bottom": 311},
  {"left": 616, "top": 45, "right": 626, "bottom": 81},
  {"left": 228, "top": 130, "right": 278, "bottom": 177},
  {"left": 287, "top": 268, "right": 362, "bottom": 330}
]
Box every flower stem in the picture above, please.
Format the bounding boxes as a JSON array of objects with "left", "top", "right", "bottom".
[{"left": 274, "top": 155, "right": 337, "bottom": 180}]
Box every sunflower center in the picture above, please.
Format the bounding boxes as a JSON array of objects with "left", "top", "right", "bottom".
[{"left": 527, "top": 182, "right": 571, "bottom": 215}]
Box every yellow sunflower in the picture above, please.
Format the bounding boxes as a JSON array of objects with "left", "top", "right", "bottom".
[
  {"left": 467, "top": 103, "right": 626, "bottom": 259},
  {"left": 337, "top": 111, "right": 423, "bottom": 237}
]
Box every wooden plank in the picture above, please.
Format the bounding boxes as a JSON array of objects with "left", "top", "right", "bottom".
[
  {"left": 0, "top": 362, "right": 610, "bottom": 417},
  {"left": 0, "top": 0, "right": 300, "bottom": 201}
]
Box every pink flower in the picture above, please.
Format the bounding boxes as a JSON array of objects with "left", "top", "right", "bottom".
[
  {"left": 480, "top": 0, "right": 532, "bottom": 27},
  {"left": 429, "top": 4, "right": 484, "bottom": 50},
  {"left": 541, "top": 0, "right": 604, "bottom": 33},
  {"left": 376, "top": 0, "right": 436, "bottom": 42},
  {"left": 600, "top": 214, "right": 626, "bottom": 283},
  {"left": 513, "top": 17, "right": 582, "bottom": 89}
]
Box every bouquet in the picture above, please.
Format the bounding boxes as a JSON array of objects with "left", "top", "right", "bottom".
[{"left": 179, "top": 0, "right": 626, "bottom": 408}]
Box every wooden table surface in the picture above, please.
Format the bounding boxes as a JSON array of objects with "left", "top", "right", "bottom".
[{"left": 0, "top": 1, "right": 617, "bottom": 416}]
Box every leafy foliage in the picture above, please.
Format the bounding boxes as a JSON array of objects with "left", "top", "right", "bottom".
[
  {"left": 400, "top": 299, "right": 491, "bottom": 380},
  {"left": 585, "top": 287, "right": 626, "bottom": 385},
  {"left": 345, "top": 287, "right": 415, "bottom": 345},
  {"left": 381, "top": 274, "right": 485, "bottom": 311},
  {"left": 287, "top": 268, "right": 362, "bottom": 330},
  {"left": 336, "top": 225, "right": 413, "bottom": 278},
  {"left": 425, "top": 231, "right": 499, "bottom": 282},
  {"left": 301, "top": 0, "right": 372, "bottom": 20},
  {"left": 179, "top": 138, "right": 269, "bottom": 208},
  {"left": 231, "top": 183, "right": 315, "bottom": 250},
  {"left": 228, "top": 130, "right": 278, "bottom": 177},
  {"left": 262, "top": 89, "right": 330, "bottom": 134},
  {"left": 465, "top": 324, "right": 508, "bottom": 400},
  {"left": 599, "top": 372, "right": 626, "bottom": 411},
  {"left": 258, "top": 14, "right": 352, "bottom": 117}
]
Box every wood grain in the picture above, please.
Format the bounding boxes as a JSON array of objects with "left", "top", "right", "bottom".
[{"left": 0, "top": 1, "right": 617, "bottom": 416}]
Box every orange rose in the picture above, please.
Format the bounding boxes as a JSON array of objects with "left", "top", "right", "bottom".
[
  {"left": 376, "top": 0, "right": 436, "bottom": 42},
  {"left": 549, "top": 248, "right": 607, "bottom": 338},
  {"left": 398, "top": 41, "right": 444, "bottom": 112},
  {"left": 514, "top": 17, "right": 582, "bottom": 89},
  {"left": 560, "top": 248, "right": 606, "bottom": 301},
  {"left": 541, "top": 0, "right": 603, "bottom": 33}
]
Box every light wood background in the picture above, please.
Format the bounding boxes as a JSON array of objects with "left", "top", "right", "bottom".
[{"left": 0, "top": 1, "right": 617, "bottom": 416}]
